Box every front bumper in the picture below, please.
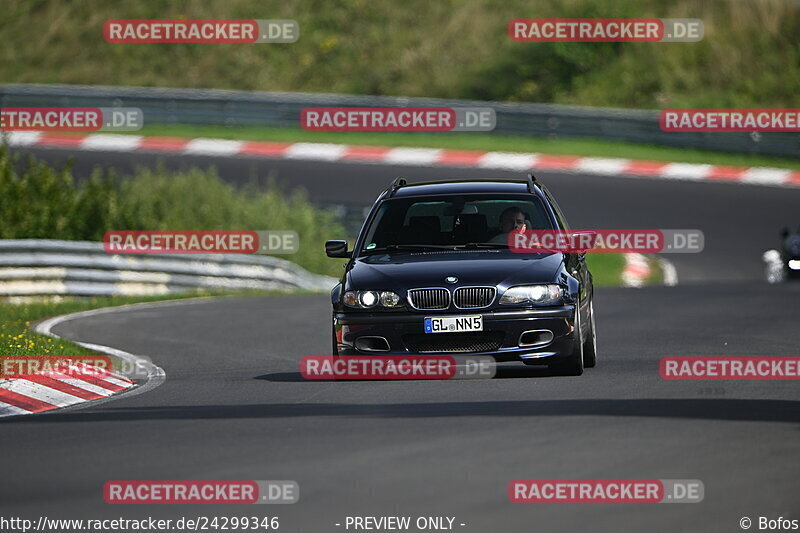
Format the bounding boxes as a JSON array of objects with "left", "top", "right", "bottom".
[{"left": 334, "top": 305, "right": 577, "bottom": 363}]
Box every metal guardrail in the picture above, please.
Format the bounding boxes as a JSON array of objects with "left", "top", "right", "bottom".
[
  {"left": 1, "top": 83, "right": 798, "bottom": 159},
  {"left": 0, "top": 240, "right": 337, "bottom": 297}
]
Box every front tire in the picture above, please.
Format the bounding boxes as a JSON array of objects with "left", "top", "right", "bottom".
[
  {"left": 332, "top": 320, "right": 338, "bottom": 356},
  {"left": 583, "top": 301, "right": 597, "bottom": 368}
]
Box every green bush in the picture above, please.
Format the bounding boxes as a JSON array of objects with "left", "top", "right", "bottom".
[{"left": 0, "top": 145, "right": 346, "bottom": 277}]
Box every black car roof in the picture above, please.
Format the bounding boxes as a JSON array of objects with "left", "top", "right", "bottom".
[{"left": 391, "top": 179, "right": 531, "bottom": 198}]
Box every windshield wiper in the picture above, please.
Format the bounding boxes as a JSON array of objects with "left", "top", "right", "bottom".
[
  {"left": 363, "top": 244, "right": 457, "bottom": 253},
  {"left": 455, "top": 242, "right": 509, "bottom": 249}
]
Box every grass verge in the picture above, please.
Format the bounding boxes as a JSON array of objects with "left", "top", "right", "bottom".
[{"left": 587, "top": 253, "right": 628, "bottom": 288}]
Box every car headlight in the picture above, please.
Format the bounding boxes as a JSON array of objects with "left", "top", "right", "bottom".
[
  {"left": 499, "top": 284, "right": 562, "bottom": 305},
  {"left": 380, "top": 291, "right": 401, "bottom": 307},
  {"left": 344, "top": 290, "right": 403, "bottom": 308},
  {"left": 359, "top": 290, "right": 379, "bottom": 307}
]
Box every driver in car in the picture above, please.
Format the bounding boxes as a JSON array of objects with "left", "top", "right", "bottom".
[{"left": 489, "top": 206, "right": 527, "bottom": 244}]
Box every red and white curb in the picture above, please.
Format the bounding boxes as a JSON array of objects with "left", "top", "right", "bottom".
[
  {"left": 0, "top": 303, "right": 167, "bottom": 419},
  {"left": 3, "top": 132, "right": 800, "bottom": 188},
  {"left": 0, "top": 361, "right": 135, "bottom": 417},
  {"left": 622, "top": 253, "right": 678, "bottom": 288},
  {"left": 622, "top": 253, "right": 651, "bottom": 288}
]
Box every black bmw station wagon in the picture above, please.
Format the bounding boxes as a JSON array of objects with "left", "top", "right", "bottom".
[{"left": 325, "top": 175, "right": 596, "bottom": 376}]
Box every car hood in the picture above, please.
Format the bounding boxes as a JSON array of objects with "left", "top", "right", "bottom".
[{"left": 346, "top": 251, "right": 564, "bottom": 289}]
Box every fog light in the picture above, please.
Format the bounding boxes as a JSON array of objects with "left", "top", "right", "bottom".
[
  {"left": 519, "top": 329, "right": 555, "bottom": 347},
  {"left": 355, "top": 336, "right": 390, "bottom": 352}
]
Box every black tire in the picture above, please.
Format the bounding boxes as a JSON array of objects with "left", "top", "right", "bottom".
[
  {"left": 331, "top": 321, "right": 346, "bottom": 380},
  {"left": 332, "top": 321, "right": 338, "bottom": 356},
  {"left": 583, "top": 301, "right": 597, "bottom": 368},
  {"left": 550, "top": 307, "right": 584, "bottom": 376}
]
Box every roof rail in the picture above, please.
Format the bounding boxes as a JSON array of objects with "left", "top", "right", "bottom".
[
  {"left": 526, "top": 172, "right": 538, "bottom": 193},
  {"left": 387, "top": 176, "right": 407, "bottom": 197}
]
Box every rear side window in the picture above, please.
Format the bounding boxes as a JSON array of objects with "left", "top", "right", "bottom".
[{"left": 542, "top": 187, "right": 571, "bottom": 230}]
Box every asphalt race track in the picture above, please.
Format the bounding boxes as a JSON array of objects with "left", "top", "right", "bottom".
[{"left": 3, "top": 147, "right": 800, "bottom": 532}]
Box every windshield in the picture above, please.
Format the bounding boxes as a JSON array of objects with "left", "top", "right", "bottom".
[{"left": 360, "top": 194, "right": 554, "bottom": 252}]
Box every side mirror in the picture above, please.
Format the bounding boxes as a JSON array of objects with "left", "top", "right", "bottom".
[
  {"left": 567, "top": 230, "right": 597, "bottom": 261},
  {"left": 570, "top": 230, "right": 599, "bottom": 253},
  {"left": 325, "top": 240, "right": 351, "bottom": 258}
]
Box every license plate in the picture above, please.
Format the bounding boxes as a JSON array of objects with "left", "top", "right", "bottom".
[{"left": 424, "top": 315, "right": 483, "bottom": 334}]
